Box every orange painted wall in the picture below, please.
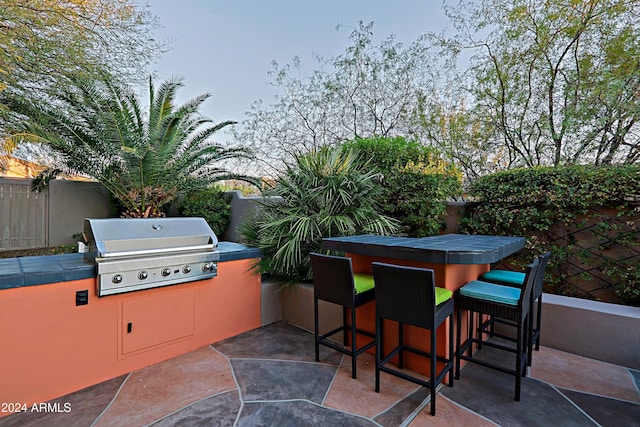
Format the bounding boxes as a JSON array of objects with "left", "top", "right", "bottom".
[{"left": 0, "top": 258, "right": 261, "bottom": 408}]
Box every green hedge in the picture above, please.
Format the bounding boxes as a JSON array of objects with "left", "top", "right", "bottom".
[
  {"left": 462, "top": 165, "right": 640, "bottom": 306},
  {"left": 343, "top": 137, "right": 463, "bottom": 236},
  {"left": 177, "top": 186, "right": 231, "bottom": 236}
]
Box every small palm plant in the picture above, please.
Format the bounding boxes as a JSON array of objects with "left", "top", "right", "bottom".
[
  {"left": 3, "top": 76, "right": 252, "bottom": 217},
  {"left": 240, "top": 147, "right": 399, "bottom": 283}
]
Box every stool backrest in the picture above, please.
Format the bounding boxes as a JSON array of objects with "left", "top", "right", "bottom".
[
  {"left": 372, "top": 262, "right": 437, "bottom": 329},
  {"left": 310, "top": 252, "right": 356, "bottom": 306},
  {"left": 518, "top": 257, "right": 540, "bottom": 316},
  {"left": 533, "top": 251, "right": 551, "bottom": 298}
]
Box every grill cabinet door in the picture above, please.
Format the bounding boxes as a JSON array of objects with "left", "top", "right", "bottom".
[{"left": 120, "top": 288, "right": 196, "bottom": 356}]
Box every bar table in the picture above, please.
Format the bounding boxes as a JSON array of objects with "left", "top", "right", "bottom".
[{"left": 321, "top": 233, "right": 526, "bottom": 375}]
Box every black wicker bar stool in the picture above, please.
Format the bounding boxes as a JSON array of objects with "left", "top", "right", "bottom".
[
  {"left": 310, "top": 252, "right": 376, "bottom": 379},
  {"left": 372, "top": 262, "right": 454, "bottom": 416},
  {"left": 456, "top": 257, "right": 540, "bottom": 401},
  {"left": 479, "top": 252, "right": 551, "bottom": 364}
]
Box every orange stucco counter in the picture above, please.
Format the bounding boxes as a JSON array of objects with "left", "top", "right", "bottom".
[
  {"left": 0, "top": 243, "right": 261, "bottom": 409},
  {"left": 321, "top": 234, "right": 525, "bottom": 375}
]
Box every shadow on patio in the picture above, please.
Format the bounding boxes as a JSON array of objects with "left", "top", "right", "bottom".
[{"left": 1, "top": 321, "right": 639, "bottom": 426}]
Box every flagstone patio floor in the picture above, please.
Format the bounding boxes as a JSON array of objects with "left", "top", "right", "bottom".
[{"left": 1, "top": 321, "right": 638, "bottom": 426}]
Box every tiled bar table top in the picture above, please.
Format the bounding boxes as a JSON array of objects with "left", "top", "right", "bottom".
[
  {"left": 321, "top": 234, "right": 526, "bottom": 376},
  {"left": 322, "top": 234, "right": 526, "bottom": 265}
]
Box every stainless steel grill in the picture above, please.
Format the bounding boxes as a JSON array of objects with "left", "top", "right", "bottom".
[{"left": 83, "top": 217, "right": 219, "bottom": 297}]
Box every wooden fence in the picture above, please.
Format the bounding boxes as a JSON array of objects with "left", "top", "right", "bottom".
[
  {"left": 0, "top": 178, "right": 111, "bottom": 251},
  {"left": 0, "top": 179, "right": 48, "bottom": 249}
]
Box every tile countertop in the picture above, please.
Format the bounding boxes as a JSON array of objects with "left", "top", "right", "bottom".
[
  {"left": 0, "top": 242, "right": 262, "bottom": 290},
  {"left": 321, "top": 234, "right": 526, "bottom": 265}
]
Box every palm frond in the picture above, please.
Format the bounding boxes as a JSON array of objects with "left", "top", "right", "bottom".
[
  {"left": 243, "top": 147, "right": 399, "bottom": 282},
  {"left": 31, "top": 168, "right": 64, "bottom": 192}
]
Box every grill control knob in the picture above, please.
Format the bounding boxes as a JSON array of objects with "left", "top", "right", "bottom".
[
  {"left": 202, "top": 262, "right": 214, "bottom": 272},
  {"left": 161, "top": 268, "right": 171, "bottom": 277},
  {"left": 182, "top": 265, "right": 191, "bottom": 274},
  {"left": 138, "top": 271, "right": 148, "bottom": 280},
  {"left": 112, "top": 274, "right": 123, "bottom": 284}
]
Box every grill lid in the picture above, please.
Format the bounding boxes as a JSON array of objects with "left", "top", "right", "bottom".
[{"left": 84, "top": 217, "right": 218, "bottom": 259}]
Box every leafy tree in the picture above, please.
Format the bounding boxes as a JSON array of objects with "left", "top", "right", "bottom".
[
  {"left": 418, "top": 88, "right": 505, "bottom": 180},
  {"left": 2, "top": 76, "right": 254, "bottom": 217},
  {"left": 344, "top": 137, "right": 463, "bottom": 236},
  {"left": 0, "top": 0, "right": 164, "bottom": 170},
  {"left": 0, "top": 0, "right": 162, "bottom": 94},
  {"left": 239, "top": 147, "right": 399, "bottom": 283},
  {"left": 233, "top": 21, "right": 437, "bottom": 177},
  {"left": 424, "top": 0, "right": 640, "bottom": 176}
]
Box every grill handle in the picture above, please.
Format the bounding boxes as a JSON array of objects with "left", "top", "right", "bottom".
[{"left": 98, "top": 244, "right": 215, "bottom": 258}]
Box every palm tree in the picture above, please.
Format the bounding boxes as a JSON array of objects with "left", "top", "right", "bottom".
[
  {"left": 2, "top": 75, "right": 254, "bottom": 217},
  {"left": 240, "top": 147, "right": 399, "bottom": 283}
]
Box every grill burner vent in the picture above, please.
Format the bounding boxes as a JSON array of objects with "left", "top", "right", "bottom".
[{"left": 84, "top": 218, "right": 219, "bottom": 296}]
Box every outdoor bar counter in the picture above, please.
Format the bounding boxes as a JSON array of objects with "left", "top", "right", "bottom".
[
  {"left": 321, "top": 233, "right": 525, "bottom": 375},
  {"left": 0, "top": 242, "right": 262, "bottom": 408}
]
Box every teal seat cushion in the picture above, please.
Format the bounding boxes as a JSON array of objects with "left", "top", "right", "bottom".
[
  {"left": 459, "top": 280, "right": 521, "bottom": 305},
  {"left": 481, "top": 269, "right": 526, "bottom": 286},
  {"left": 353, "top": 273, "right": 375, "bottom": 294},
  {"left": 436, "top": 287, "right": 453, "bottom": 306}
]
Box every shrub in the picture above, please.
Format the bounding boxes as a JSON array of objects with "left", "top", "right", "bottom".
[
  {"left": 462, "top": 164, "right": 640, "bottom": 306},
  {"left": 178, "top": 186, "right": 231, "bottom": 236},
  {"left": 343, "top": 137, "right": 463, "bottom": 236},
  {"left": 462, "top": 164, "right": 640, "bottom": 233},
  {"left": 239, "top": 147, "right": 399, "bottom": 283}
]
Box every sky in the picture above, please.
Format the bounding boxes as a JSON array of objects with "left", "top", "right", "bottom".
[{"left": 147, "top": 1, "right": 450, "bottom": 138}]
